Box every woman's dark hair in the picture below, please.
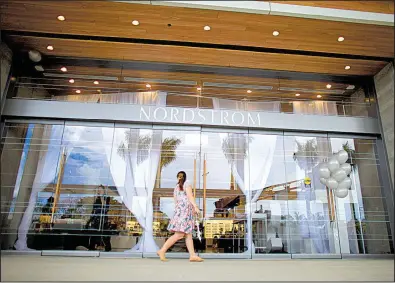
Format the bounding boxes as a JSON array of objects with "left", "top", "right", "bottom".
[{"left": 177, "top": 171, "right": 187, "bottom": 191}]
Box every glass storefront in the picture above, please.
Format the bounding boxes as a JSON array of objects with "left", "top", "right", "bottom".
[{"left": 1, "top": 121, "right": 393, "bottom": 257}]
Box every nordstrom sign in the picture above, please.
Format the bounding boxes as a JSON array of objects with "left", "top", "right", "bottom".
[{"left": 139, "top": 105, "right": 263, "bottom": 127}]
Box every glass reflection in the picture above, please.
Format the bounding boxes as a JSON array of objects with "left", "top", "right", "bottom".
[
  {"left": 1, "top": 122, "right": 392, "bottom": 256},
  {"left": 284, "top": 135, "right": 340, "bottom": 254}
]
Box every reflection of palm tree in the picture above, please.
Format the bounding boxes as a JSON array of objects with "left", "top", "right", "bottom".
[
  {"left": 341, "top": 141, "right": 356, "bottom": 167},
  {"left": 293, "top": 139, "right": 319, "bottom": 174},
  {"left": 117, "top": 131, "right": 181, "bottom": 189},
  {"left": 222, "top": 134, "right": 252, "bottom": 190},
  {"left": 155, "top": 137, "right": 181, "bottom": 189}
]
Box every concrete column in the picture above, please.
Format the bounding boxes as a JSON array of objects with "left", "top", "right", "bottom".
[{"left": 374, "top": 62, "right": 394, "bottom": 188}]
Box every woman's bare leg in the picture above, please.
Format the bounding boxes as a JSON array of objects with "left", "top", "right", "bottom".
[
  {"left": 185, "top": 233, "right": 203, "bottom": 262},
  {"left": 157, "top": 232, "right": 184, "bottom": 261}
]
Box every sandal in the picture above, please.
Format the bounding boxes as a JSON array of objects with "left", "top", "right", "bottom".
[{"left": 189, "top": 256, "right": 204, "bottom": 262}]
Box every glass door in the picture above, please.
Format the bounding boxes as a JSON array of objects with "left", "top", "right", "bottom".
[
  {"left": 145, "top": 125, "right": 202, "bottom": 258},
  {"left": 283, "top": 132, "right": 341, "bottom": 258},
  {"left": 197, "top": 128, "right": 250, "bottom": 259}
]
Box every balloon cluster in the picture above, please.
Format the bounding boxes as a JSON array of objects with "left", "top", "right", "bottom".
[{"left": 318, "top": 150, "right": 352, "bottom": 198}]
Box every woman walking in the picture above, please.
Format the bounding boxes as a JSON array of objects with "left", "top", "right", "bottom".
[{"left": 157, "top": 171, "right": 203, "bottom": 262}]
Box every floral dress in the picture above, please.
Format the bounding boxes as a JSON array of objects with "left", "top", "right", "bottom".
[{"left": 167, "top": 182, "right": 194, "bottom": 234}]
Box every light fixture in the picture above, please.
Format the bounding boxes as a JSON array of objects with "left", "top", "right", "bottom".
[
  {"left": 295, "top": 93, "right": 301, "bottom": 97},
  {"left": 345, "top": 65, "right": 351, "bottom": 70},
  {"left": 69, "top": 79, "right": 75, "bottom": 84},
  {"left": 46, "top": 45, "right": 54, "bottom": 51},
  {"left": 60, "top": 67, "right": 67, "bottom": 72},
  {"left": 272, "top": 31, "right": 280, "bottom": 36},
  {"left": 326, "top": 84, "right": 332, "bottom": 89},
  {"left": 132, "top": 20, "right": 140, "bottom": 26},
  {"left": 10, "top": 77, "right": 16, "bottom": 82},
  {"left": 197, "top": 87, "right": 202, "bottom": 91},
  {"left": 317, "top": 95, "right": 322, "bottom": 98},
  {"left": 247, "top": 90, "right": 252, "bottom": 94},
  {"left": 57, "top": 15, "right": 65, "bottom": 21},
  {"left": 97, "top": 89, "right": 102, "bottom": 93},
  {"left": 346, "top": 85, "right": 355, "bottom": 90},
  {"left": 146, "top": 83, "right": 151, "bottom": 88},
  {"left": 204, "top": 25, "right": 211, "bottom": 31},
  {"left": 35, "top": 65, "right": 44, "bottom": 72},
  {"left": 93, "top": 81, "right": 99, "bottom": 85},
  {"left": 338, "top": 36, "right": 345, "bottom": 42},
  {"left": 75, "top": 90, "right": 81, "bottom": 94}
]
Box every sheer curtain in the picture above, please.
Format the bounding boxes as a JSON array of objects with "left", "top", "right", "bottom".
[
  {"left": 293, "top": 101, "right": 338, "bottom": 116},
  {"left": 14, "top": 125, "right": 65, "bottom": 250},
  {"left": 53, "top": 94, "right": 100, "bottom": 103},
  {"left": 103, "top": 91, "right": 166, "bottom": 252},
  {"left": 212, "top": 98, "right": 280, "bottom": 112},
  {"left": 100, "top": 91, "right": 163, "bottom": 105},
  {"left": 213, "top": 98, "right": 279, "bottom": 254}
]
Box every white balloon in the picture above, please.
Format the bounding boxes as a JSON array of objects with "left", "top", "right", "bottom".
[
  {"left": 338, "top": 177, "right": 352, "bottom": 190},
  {"left": 332, "top": 168, "right": 347, "bottom": 182},
  {"left": 340, "top": 163, "right": 352, "bottom": 175},
  {"left": 335, "top": 187, "right": 348, "bottom": 198},
  {"left": 337, "top": 150, "right": 349, "bottom": 165},
  {"left": 319, "top": 163, "right": 331, "bottom": 179},
  {"left": 326, "top": 177, "right": 339, "bottom": 190},
  {"left": 328, "top": 157, "right": 340, "bottom": 173},
  {"left": 320, "top": 177, "right": 327, "bottom": 185}
]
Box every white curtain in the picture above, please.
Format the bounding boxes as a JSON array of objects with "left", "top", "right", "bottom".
[
  {"left": 212, "top": 98, "right": 280, "bottom": 112},
  {"left": 292, "top": 101, "right": 338, "bottom": 116},
  {"left": 213, "top": 98, "right": 279, "bottom": 254},
  {"left": 100, "top": 91, "right": 162, "bottom": 105},
  {"left": 54, "top": 94, "right": 100, "bottom": 103},
  {"left": 103, "top": 91, "right": 166, "bottom": 252},
  {"left": 14, "top": 125, "right": 65, "bottom": 250}
]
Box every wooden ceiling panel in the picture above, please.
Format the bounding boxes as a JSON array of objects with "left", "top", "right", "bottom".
[
  {"left": 6, "top": 35, "right": 388, "bottom": 76},
  {"left": 1, "top": 1, "right": 393, "bottom": 58}
]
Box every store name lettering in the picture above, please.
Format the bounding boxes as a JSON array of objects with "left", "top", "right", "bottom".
[{"left": 139, "top": 106, "right": 261, "bottom": 127}]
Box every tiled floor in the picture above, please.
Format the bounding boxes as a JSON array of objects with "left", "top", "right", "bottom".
[{"left": 1, "top": 255, "right": 394, "bottom": 281}]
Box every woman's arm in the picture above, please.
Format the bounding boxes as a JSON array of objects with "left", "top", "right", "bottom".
[{"left": 185, "top": 183, "right": 200, "bottom": 214}]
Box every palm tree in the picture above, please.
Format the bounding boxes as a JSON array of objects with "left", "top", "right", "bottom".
[
  {"left": 155, "top": 137, "right": 182, "bottom": 189},
  {"left": 117, "top": 131, "right": 181, "bottom": 189},
  {"left": 222, "top": 134, "right": 252, "bottom": 190},
  {"left": 293, "top": 139, "right": 319, "bottom": 174},
  {"left": 341, "top": 141, "right": 356, "bottom": 167}
]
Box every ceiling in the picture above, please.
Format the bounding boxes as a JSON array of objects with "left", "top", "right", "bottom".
[
  {"left": 1, "top": 0, "right": 393, "bottom": 103},
  {"left": 1, "top": 1, "right": 393, "bottom": 58}
]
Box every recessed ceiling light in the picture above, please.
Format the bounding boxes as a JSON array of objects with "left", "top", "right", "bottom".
[
  {"left": 273, "top": 31, "right": 280, "bottom": 36},
  {"left": 57, "top": 15, "right": 65, "bottom": 21},
  {"left": 197, "top": 87, "right": 202, "bottom": 91},
  {"left": 75, "top": 90, "right": 81, "bottom": 94},
  {"left": 345, "top": 65, "right": 351, "bottom": 70},
  {"left": 93, "top": 81, "right": 99, "bottom": 85},
  {"left": 60, "top": 67, "right": 67, "bottom": 72},
  {"left": 317, "top": 95, "right": 322, "bottom": 98},
  {"left": 326, "top": 84, "right": 332, "bottom": 89},
  {"left": 47, "top": 45, "right": 54, "bottom": 51},
  {"left": 35, "top": 65, "right": 44, "bottom": 72},
  {"left": 338, "top": 36, "right": 345, "bottom": 42},
  {"left": 295, "top": 93, "right": 301, "bottom": 97},
  {"left": 247, "top": 90, "right": 252, "bottom": 93},
  {"left": 97, "top": 89, "right": 102, "bottom": 93},
  {"left": 146, "top": 83, "right": 151, "bottom": 88},
  {"left": 204, "top": 25, "right": 211, "bottom": 31},
  {"left": 132, "top": 20, "right": 140, "bottom": 26},
  {"left": 10, "top": 77, "right": 16, "bottom": 81},
  {"left": 69, "top": 79, "right": 75, "bottom": 84}
]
